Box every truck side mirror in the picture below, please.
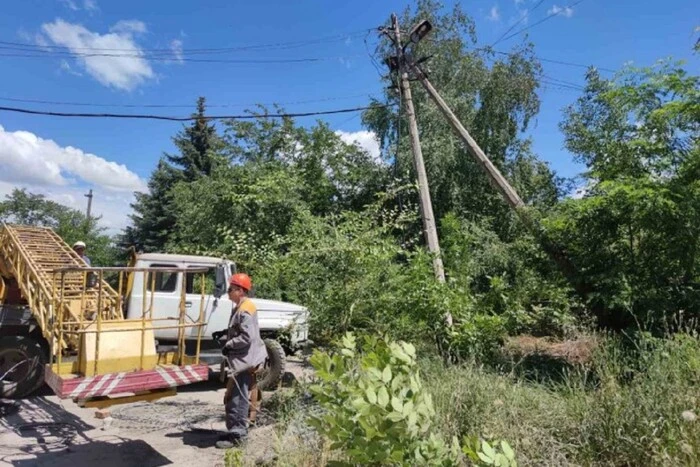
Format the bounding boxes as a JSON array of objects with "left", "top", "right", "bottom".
[{"left": 214, "top": 263, "right": 227, "bottom": 299}]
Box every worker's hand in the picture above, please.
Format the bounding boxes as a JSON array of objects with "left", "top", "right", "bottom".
[{"left": 212, "top": 330, "right": 225, "bottom": 341}]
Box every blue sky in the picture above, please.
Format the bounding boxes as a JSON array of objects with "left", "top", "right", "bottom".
[{"left": 0, "top": 0, "right": 697, "bottom": 232}]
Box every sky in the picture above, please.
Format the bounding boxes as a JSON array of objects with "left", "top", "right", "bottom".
[{"left": 0, "top": 0, "right": 698, "bottom": 234}]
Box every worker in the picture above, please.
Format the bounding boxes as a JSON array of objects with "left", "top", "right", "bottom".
[
  {"left": 73, "top": 241, "right": 96, "bottom": 288},
  {"left": 215, "top": 273, "right": 267, "bottom": 449},
  {"left": 72, "top": 241, "right": 91, "bottom": 266}
]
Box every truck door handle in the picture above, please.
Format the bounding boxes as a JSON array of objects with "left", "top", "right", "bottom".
[{"left": 185, "top": 301, "right": 192, "bottom": 308}]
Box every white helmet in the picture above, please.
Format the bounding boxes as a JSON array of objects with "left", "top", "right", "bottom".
[{"left": 73, "top": 241, "right": 86, "bottom": 249}]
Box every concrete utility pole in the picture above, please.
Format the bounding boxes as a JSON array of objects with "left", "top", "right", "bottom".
[
  {"left": 408, "top": 64, "right": 525, "bottom": 211},
  {"left": 394, "top": 19, "right": 585, "bottom": 298},
  {"left": 85, "top": 189, "right": 93, "bottom": 220},
  {"left": 390, "top": 13, "right": 447, "bottom": 288}
]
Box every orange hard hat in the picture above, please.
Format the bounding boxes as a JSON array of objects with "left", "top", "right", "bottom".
[{"left": 229, "top": 273, "right": 252, "bottom": 292}]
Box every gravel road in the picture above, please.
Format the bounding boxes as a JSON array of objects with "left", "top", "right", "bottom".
[{"left": 0, "top": 358, "right": 312, "bottom": 467}]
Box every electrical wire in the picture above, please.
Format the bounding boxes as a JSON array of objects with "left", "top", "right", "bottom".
[
  {"left": 498, "top": 0, "right": 588, "bottom": 44},
  {"left": 0, "top": 104, "right": 390, "bottom": 121},
  {"left": 542, "top": 74, "right": 586, "bottom": 90},
  {"left": 0, "top": 29, "right": 373, "bottom": 55},
  {"left": 491, "top": 0, "right": 546, "bottom": 47},
  {"left": 0, "top": 51, "right": 365, "bottom": 64},
  {"left": 0, "top": 93, "right": 380, "bottom": 109},
  {"left": 364, "top": 29, "right": 386, "bottom": 79}
]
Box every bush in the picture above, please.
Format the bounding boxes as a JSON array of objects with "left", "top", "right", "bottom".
[{"left": 308, "top": 333, "right": 462, "bottom": 466}]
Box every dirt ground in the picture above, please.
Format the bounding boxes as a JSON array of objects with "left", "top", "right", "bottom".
[{"left": 0, "top": 358, "right": 312, "bottom": 467}]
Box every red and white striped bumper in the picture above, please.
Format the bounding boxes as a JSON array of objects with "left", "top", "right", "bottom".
[{"left": 45, "top": 364, "right": 210, "bottom": 400}]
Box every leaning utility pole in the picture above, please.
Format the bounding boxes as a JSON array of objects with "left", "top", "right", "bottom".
[
  {"left": 394, "top": 18, "right": 584, "bottom": 297},
  {"left": 85, "top": 189, "right": 93, "bottom": 220},
  {"left": 390, "top": 13, "right": 447, "bottom": 288}
]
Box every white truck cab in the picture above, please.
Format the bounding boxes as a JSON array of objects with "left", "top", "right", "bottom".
[{"left": 126, "top": 253, "right": 309, "bottom": 389}]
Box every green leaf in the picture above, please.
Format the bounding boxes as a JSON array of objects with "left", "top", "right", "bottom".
[
  {"left": 407, "top": 411, "right": 417, "bottom": 427},
  {"left": 391, "top": 396, "right": 403, "bottom": 413},
  {"left": 500, "top": 441, "right": 515, "bottom": 460},
  {"left": 401, "top": 342, "right": 416, "bottom": 359},
  {"left": 478, "top": 451, "right": 495, "bottom": 465},
  {"left": 482, "top": 441, "right": 496, "bottom": 459},
  {"left": 382, "top": 365, "right": 392, "bottom": 383},
  {"left": 377, "top": 386, "right": 389, "bottom": 408},
  {"left": 365, "top": 387, "right": 377, "bottom": 404},
  {"left": 351, "top": 397, "right": 369, "bottom": 412}
]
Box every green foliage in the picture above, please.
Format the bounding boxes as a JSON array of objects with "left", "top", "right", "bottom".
[
  {"left": 308, "top": 333, "right": 462, "bottom": 466},
  {"left": 243, "top": 188, "right": 461, "bottom": 346},
  {"left": 462, "top": 437, "right": 517, "bottom": 467},
  {"left": 427, "top": 331, "right": 700, "bottom": 466},
  {"left": 124, "top": 96, "right": 225, "bottom": 252},
  {"left": 0, "top": 188, "right": 118, "bottom": 265},
  {"left": 554, "top": 61, "right": 700, "bottom": 330},
  {"left": 223, "top": 448, "right": 243, "bottom": 467},
  {"left": 363, "top": 0, "right": 559, "bottom": 239}
]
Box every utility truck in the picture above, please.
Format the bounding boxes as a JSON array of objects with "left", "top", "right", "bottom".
[{"left": 0, "top": 223, "right": 308, "bottom": 406}]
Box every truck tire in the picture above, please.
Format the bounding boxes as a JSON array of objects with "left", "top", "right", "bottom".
[
  {"left": 0, "top": 336, "right": 47, "bottom": 399},
  {"left": 258, "top": 339, "right": 285, "bottom": 391}
]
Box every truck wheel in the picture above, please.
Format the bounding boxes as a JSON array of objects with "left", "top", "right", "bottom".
[
  {"left": 257, "top": 339, "right": 285, "bottom": 391},
  {"left": 0, "top": 336, "right": 47, "bottom": 399}
]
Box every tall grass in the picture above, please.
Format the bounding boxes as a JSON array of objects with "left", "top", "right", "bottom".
[{"left": 425, "top": 332, "right": 700, "bottom": 466}]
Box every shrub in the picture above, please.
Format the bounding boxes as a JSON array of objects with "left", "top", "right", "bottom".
[{"left": 307, "top": 333, "right": 462, "bottom": 466}]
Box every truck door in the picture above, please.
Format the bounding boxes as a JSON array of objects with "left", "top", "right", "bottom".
[
  {"left": 129, "top": 262, "right": 183, "bottom": 340},
  {"left": 184, "top": 263, "right": 235, "bottom": 339}
]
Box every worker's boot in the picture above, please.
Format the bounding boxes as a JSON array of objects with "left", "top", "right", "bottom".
[{"left": 215, "top": 435, "right": 242, "bottom": 449}]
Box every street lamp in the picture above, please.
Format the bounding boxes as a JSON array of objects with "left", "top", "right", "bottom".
[{"left": 405, "top": 20, "right": 432, "bottom": 50}]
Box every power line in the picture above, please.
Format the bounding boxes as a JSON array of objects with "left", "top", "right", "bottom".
[
  {"left": 498, "top": 0, "right": 588, "bottom": 44},
  {"left": 542, "top": 74, "right": 585, "bottom": 90},
  {"left": 0, "top": 104, "right": 390, "bottom": 122},
  {"left": 0, "top": 93, "right": 380, "bottom": 109},
  {"left": 424, "top": 42, "right": 616, "bottom": 74},
  {"left": 491, "top": 0, "right": 546, "bottom": 47},
  {"left": 0, "top": 29, "right": 372, "bottom": 55},
  {"left": 0, "top": 51, "right": 364, "bottom": 64},
  {"left": 470, "top": 46, "right": 614, "bottom": 73}
]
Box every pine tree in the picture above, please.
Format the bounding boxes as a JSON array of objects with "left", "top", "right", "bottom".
[
  {"left": 122, "top": 97, "right": 224, "bottom": 252},
  {"left": 165, "top": 96, "right": 225, "bottom": 179}
]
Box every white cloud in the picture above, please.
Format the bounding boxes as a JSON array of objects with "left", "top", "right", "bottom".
[
  {"left": 110, "top": 20, "right": 147, "bottom": 35},
  {"left": 83, "top": 0, "right": 98, "bottom": 11},
  {"left": 548, "top": 5, "right": 574, "bottom": 18},
  {"left": 335, "top": 130, "right": 382, "bottom": 163},
  {"left": 59, "top": 0, "right": 80, "bottom": 11},
  {"left": 59, "top": 59, "right": 83, "bottom": 76},
  {"left": 170, "top": 39, "right": 184, "bottom": 63},
  {"left": 488, "top": 5, "right": 501, "bottom": 22},
  {"left": 0, "top": 125, "right": 146, "bottom": 193},
  {"left": 59, "top": 0, "right": 98, "bottom": 11},
  {"left": 40, "top": 19, "right": 154, "bottom": 91},
  {"left": 0, "top": 125, "right": 145, "bottom": 233}
]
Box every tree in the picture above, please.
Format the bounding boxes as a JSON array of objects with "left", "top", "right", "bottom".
[
  {"left": 122, "top": 160, "right": 182, "bottom": 252},
  {"left": 0, "top": 189, "right": 118, "bottom": 265},
  {"left": 222, "top": 110, "right": 389, "bottom": 216},
  {"left": 362, "top": 0, "right": 558, "bottom": 241},
  {"left": 550, "top": 61, "right": 700, "bottom": 329},
  {"left": 123, "top": 97, "right": 225, "bottom": 252},
  {"left": 165, "top": 96, "right": 226, "bottom": 179}
]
